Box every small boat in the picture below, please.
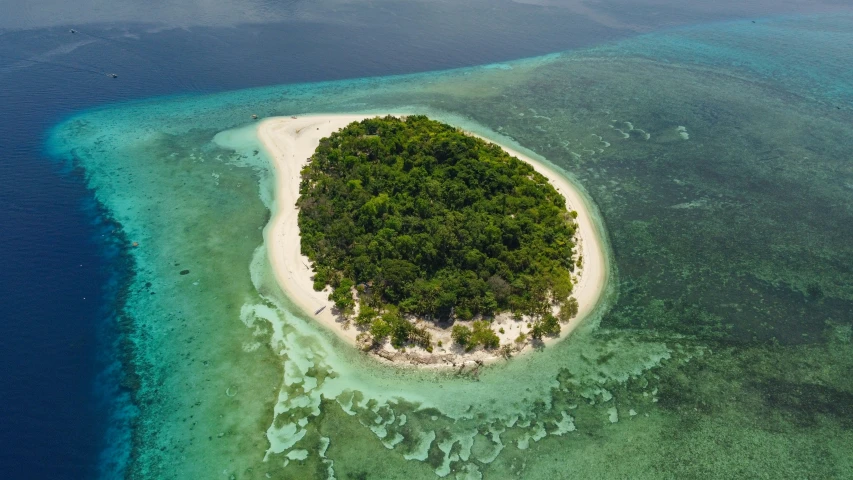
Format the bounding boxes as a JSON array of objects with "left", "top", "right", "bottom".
[
  {"left": 108, "top": 73, "right": 118, "bottom": 78},
  {"left": 70, "top": 29, "right": 77, "bottom": 34},
  {"left": 314, "top": 306, "right": 326, "bottom": 315},
  {"left": 251, "top": 114, "right": 258, "bottom": 119}
]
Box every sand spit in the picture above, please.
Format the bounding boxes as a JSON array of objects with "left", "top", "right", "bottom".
[{"left": 257, "top": 114, "right": 607, "bottom": 368}]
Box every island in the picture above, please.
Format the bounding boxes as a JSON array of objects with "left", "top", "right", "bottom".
[{"left": 258, "top": 114, "right": 606, "bottom": 367}]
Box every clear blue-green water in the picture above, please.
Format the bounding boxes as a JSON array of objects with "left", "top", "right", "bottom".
[
  {"left": 41, "top": 12, "right": 853, "bottom": 478},
  {"left": 0, "top": 2, "right": 819, "bottom": 477}
]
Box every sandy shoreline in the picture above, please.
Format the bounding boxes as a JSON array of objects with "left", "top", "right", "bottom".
[{"left": 257, "top": 114, "right": 606, "bottom": 367}]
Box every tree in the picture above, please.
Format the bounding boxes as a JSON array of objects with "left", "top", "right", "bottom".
[
  {"left": 470, "top": 320, "right": 500, "bottom": 350},
  {"left": 355, "top": 304, "right": 378, "bottom": 328},
  {"left": 557, "top": 297, "right": 579, "bottom": 323},
  {"left": 329, "top": 278, "right": 355, "bottom": 317},
  {"left": 369, "top": 309, "right": 431, "bottom": 350},
  {"left": 378, "top": 258, "right": 419, "bottom": 303},
  {"left": 452, "top": 325, "right": 472, "bottom": 349},
  {"left": 452, "top": 321, "right": 499, "bottom": 351},
  {"left": 531, "top": 314, "right": 561, "bottom": 340},
  {"left": 487, "top": 275, "right": 512, "bottom": 303}
]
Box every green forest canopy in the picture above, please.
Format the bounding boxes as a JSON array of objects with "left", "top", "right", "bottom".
[{"left": 298, "top": 115, "right": 579, "bottom": 349}]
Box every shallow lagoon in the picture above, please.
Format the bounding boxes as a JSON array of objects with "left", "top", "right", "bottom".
[{"left": 49, "top": 15, "right": 853, "bottom": 479}]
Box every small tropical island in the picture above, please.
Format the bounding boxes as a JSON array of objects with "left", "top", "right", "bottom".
[{"left": 258, "top": 114, "right": 606, "bottom": 367}]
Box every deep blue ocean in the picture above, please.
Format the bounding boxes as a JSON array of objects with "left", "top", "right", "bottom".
[{"left": 2, "top": 1, "right": 850, "bottom": 478}]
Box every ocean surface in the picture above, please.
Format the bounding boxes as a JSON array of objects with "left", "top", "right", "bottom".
[{"left": 2, "top": 1, "right": 853, "bottom": 478}]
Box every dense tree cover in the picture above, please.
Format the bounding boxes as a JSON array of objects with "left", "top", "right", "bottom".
[{"left": 298, "top": 115, "right": 579, "bottom": 347}]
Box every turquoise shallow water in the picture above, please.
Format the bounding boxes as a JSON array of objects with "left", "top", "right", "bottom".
[{"left": 49, "top": 14, "right": 853, "bottom": 479}]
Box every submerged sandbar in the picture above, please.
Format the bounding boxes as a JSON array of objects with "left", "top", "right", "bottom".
[{"left": 258, "top": 114, "right": 606, "bottom": 367}]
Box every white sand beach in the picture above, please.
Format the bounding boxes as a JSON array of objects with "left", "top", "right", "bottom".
[{"left": 257, "top": 114, "right": 607, "bottom": 367}]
